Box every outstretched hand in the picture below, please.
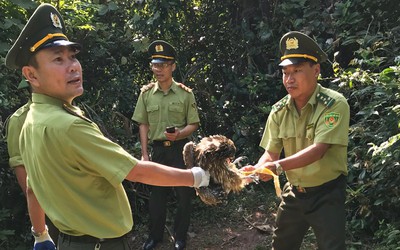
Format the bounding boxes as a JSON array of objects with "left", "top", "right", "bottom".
[
  {"left": 256, "top": 162, "right": 276, "bottom": 182},
  {"left": 239, "top": 165, "right": 259, "bottom": 184},
  {"left": 239, "top": 164, "right": 273, "bottom": 182},
  {"left": 239, "top": 163, "right": 281, "bottom": 197}
]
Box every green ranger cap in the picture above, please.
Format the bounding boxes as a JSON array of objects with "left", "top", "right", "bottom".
[
  {"left": 148, "top": 40, "right": 176, "bottom": 63},
  {"left": 5, "top": 3, "right": 81, "bottom": 70},
  {"left": 279, "top": 31, "right": 327, "bottom": 66}
]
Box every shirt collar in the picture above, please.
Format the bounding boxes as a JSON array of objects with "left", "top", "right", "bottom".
[
  {"left": 307, "top": 84, "right": 321, "bottom": 107},
  {"left": 32, "top": 93, "right": 83, "bottom": 115},
  {"left": 152, "top": 79, "right": 178, "bottom": 95},
  {"left": 32, "top": 93, "right": 66, "bottom": 106}
]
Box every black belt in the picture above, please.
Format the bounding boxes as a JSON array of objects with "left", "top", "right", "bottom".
[
  {"left": 59, "top": 232, "right": 126, "bottom": 244},
  {"left": 292, "top": 174, "right": 345, "bottom": 194},
  {"left": 152, "top": 139, "right": 188, "bottom": 147}
]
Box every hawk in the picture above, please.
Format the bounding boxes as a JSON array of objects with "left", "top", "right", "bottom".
[{"left": 183, "top": 135, "right": 246, "bottom": 205}]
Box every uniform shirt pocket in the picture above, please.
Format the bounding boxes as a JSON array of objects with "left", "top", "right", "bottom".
[
  {"left": 146, "top": 105, "right": 159, "bottom": 123},
  {"left": 168, "top": 102, "right": 184, "bottom": 124},
  {"left": 278, "top": 127, "right": 296, "bottom": 155}
]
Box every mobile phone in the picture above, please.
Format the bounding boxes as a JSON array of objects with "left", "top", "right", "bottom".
[{"left": 166, "top": 126, "right": 176, "bottom": 133}]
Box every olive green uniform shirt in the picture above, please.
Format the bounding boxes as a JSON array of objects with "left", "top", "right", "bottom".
[
  {"left": 6, "top": 100, "right": 31, "bottom": 168},
  {"left": 132, "top": 80, "right": 200, "bottom": 141},
  {"left": 260, "top": 84, "right": 350, "bottom": 187},
  {"left": 20, "top": 93, "right": 137, "bottom": 238}
]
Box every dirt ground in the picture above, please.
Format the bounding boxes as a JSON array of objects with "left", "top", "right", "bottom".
[
  {"left": 124, "top": 182, "right": 375, "bottom": 250},
  {"left": 130, "top": 208, "right": 275, "bottom": 249},
  {"left": 127, "top": 207, "right": 274, "bottom": 250},
  {"left": 125, "top": 183, "right": 286, "bottom": 250}
]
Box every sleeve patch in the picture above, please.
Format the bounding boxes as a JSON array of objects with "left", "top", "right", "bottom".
[{"left": 324, "top": 112, "right": 340, "bottom": 128}]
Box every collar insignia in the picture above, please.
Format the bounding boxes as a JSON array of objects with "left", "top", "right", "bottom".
[
  {"left": 272, "top": 95, "right": 289, "bottom": 112},
  {"left": 316, "top": 92, "right": 335, "bottom": 108},
  {"left": 63, "top": 104, "right": 92, "bottom": 123}
]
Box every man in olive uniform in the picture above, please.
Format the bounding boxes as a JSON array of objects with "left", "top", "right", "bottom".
[
  {"left": 132, "top": 40, "right": 200, "bottom": 250},
  {"left": 5, "top": 81, "right": 31, "bottom": 197},
  {"left": 244, "top": 31, "right": 350, "bottom": 249},
  {"left": 5, "top": 4, "right": 209, "bottom": 250},
  {"left": 5, "top": 80, "right": 59, "bottom": 245}
]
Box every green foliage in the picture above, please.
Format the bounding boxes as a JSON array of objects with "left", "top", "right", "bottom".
[
  {"left": 0, "top": 159, "right": 31, "bottom": 249},
  {"left": 328, "top": 2, "right": 400, "bottom": 243},
  {"left": 373, "top": 221, "right": 400, "bottom": 249},
  {"left": 0, "top": 209, "right": 14, "bottom": 241},
  {"left": 339, "top": 64, "right": 400, "bottom": 243}
]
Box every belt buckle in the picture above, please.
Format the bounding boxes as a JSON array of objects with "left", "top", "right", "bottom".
[
  {"left": 296, "top": 186, "right": 307, "bottom": 193},
  {"left": 163, "top": 141, "right": 172, "bottom": 147}
]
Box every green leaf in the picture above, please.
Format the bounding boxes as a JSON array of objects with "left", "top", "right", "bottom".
[
  {"left": 108, "top": 2, "right": 118, "bottom": 11},
  {"left": 9, "top": 0, "right": 37, "bottom": 9},
  {"left": 373, "top": 198, "right": 385, "bottom": 206},
  {"left": 98, "top": 5, "right": 109, "bottom": 15}
]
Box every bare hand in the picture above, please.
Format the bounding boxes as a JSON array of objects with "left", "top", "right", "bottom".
[
  {"left": 257, "top": 162, "right": 276, "bottom": 181},
  {"left": 240, "top": 165, "right": 256, "bottom": 172},
  {"left": 164, "top": 128, "right": 179, "bottom": 141},
  {"left": 239, "top": 165, "right": 260, "bottom": 184}
]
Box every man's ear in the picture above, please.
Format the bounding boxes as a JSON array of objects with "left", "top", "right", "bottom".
[
  {"left": 22, "top": 66, "right": 39, "bottom": 88},
  {"left": 172, "top": 63, "right": 176, "bottom": 72},
  {"left": 314, "top": 63, "right": 321, "bottom": 77}
]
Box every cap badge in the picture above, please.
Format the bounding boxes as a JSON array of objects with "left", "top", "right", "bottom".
[
  {"left": 50, "top": 12, "right": 62, "bottom": 29},
  {"left": 286, "top": 37, "right": 299, "bottom": 50},
  {"left": 155, "top": 44, "right": 164, "bottom": 52}
]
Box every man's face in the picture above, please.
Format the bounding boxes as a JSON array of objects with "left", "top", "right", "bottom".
[
  {"left": 151, "top": 61, "right": 175, "bottom": 84},
  {"left": 281, "top": 62, "right": 320, "bottom": 101},
  {"left": 24, "top": 46, "right": 83, "bottom": 103}
]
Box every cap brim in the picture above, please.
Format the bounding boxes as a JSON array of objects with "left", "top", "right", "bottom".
[
  {"left": 279, "top": 58, "right": 310, "bottom": 66},
  {"left": 41, "top": 40, "right": 81, "bottom": 51},
  {"left": 151, "top": 58, "right": 170, "bottom": 63},
  {"left": 5, "top": 40, "right": 81, "bottom": 70}
]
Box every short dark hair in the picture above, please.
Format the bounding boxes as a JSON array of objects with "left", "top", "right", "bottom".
[
  {"left": 27, "top": 54, "right": 39, "bottom": 68},
  {"left": 307, "top": 60, "right": 318, "bottom": 67}
]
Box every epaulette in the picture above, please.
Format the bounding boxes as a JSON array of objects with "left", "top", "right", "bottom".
[
  {"left": 2, "top": 114, "right": 11, "bottom": 137},
  {"left": 316, "top": 92, "right": 335, "bottom": 108},
  {"left": 141, "top": 83, "right": 155, "bottom": 93},
  {"left": 63, "top": 104, "right": 92, "bottom": 123},
  {"left": 10, "top": 103, "right": 30, "bottom": 117},
  {"left": 178, "top": 83, "right": 192, "bottom": 92},
  {"left": 272, "top": 95, "right": 289, "bottom": 112}
]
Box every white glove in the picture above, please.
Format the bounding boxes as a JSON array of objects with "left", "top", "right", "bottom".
[
  {"left": 190, "top": 167, "right": 210, "bottom": 188},
  {"left": 32, "top": 226, "right": 56, "bottom": 250}
]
